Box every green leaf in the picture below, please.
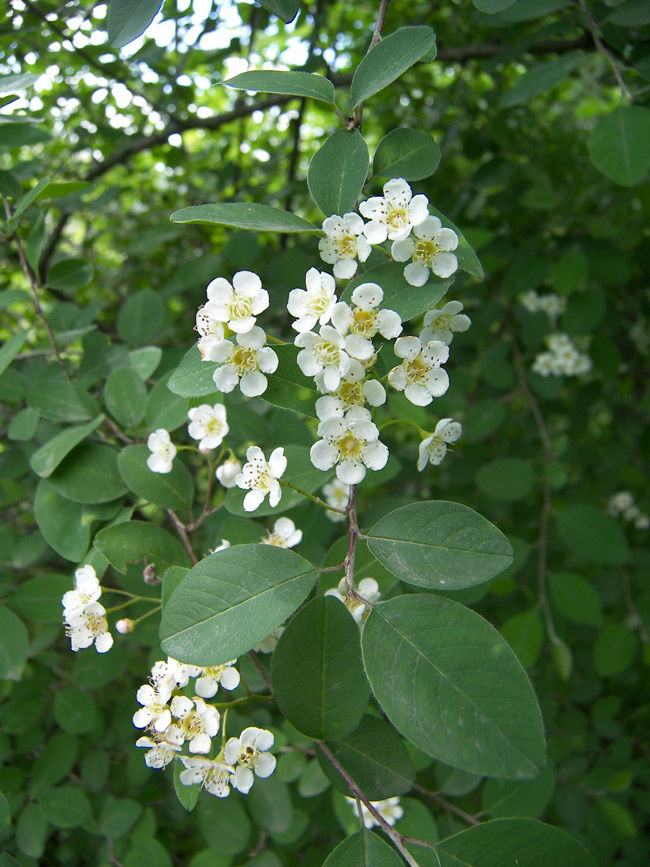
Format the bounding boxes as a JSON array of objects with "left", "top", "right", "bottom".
[
  {"left": 548, "top": 572, "right": 603, "bottom": 626},
  {"left": 15, "top": 804, "right": 48, "bottom": 859},
  {"left": 0, "top": 168, "right": 21, "bottom": 198},
  {"left": 500, "top": 609, "right": 544, "bottom": 669},
  {"left": 366, "top": 501, "right": 513, "bottom": 590},
  {"left": 224, "top": 70, "right": 333, "bottom": 104},
  {"left": 117, "top": 289, "right": 166, "bottom": 345},
  {"left": 0, "top": 331, "right": 28, "bottom": 377},
  {"left": 118, "top": 445, "right": 194, "bottom": 510},
  {"left": 167, "top": 345, "right": 219, "bottom": 397},
  {"left": 351, "top": 26, "right": 437, "bottom": 107},
  {"left": 256, "top": 0, "right": 300, "bottom": 22},
  {"left": 427, "top": 205, "right": 484, "bottom": 279},
  {"left": 30, "top": 415, "right": 104, "bottom": 478},
  {"left": 608, "top": 0, "right": 650, "bottom": 26},
  {"left": 171, "top": 203, "right": 317, "bottom": 233},
  {"left": 0, "top": 72, "right": 39, "bottom": 96},
  {"left": 0, "top": 606, "right": 29, "bottom": 681},
  {"left": 107, "top": 0, "right": 163, "bottom": 48},
  {"left": 34, "top": 479, "right": 90, "bottom": 561},
  {"left": 435, "top": 818, "right": 598, "bottom": 866},
  {"left": 37, "top": 786, "right": 91, "bottom": 828},
  {"left": 98, "top": 796, "right": 143, "bottom": 837},
  {"left": 499, "top": 54, "right": 586, "bottom": 109},
  {"left": 361, "top": 595, "right": 546, "bottom": 779},
  {"left": 8, "top": 574, "right": 72, "bottom": 624},
  {"left": 173, "top": 762, "right": 200, "bottom": 813},
  {"left": 342, "top": 260, "right": 451, "bottom": 322},
  {"left": 593, "top": 624, "right": 637, "bottom": 677},
  {"left": 12, "top": 176, "right": 50, "bottom": 220},
  {"left": 271, "top": 596, "right": 369, "bottom": 740},
  {"left": 0, "top": 792, "right": 10, "bottom": 832},
  {"left": 160, "top": 545, "right": 318, "bottom": 666},
  {"left": 499, "top": 0, "right": 572, "bottom": 21},
  {"left": 36, "top": 181, "right": 91, "bottom": 200},
  {"left": 597, "top": 798, "right": 636, "bottom": 838},
  {"left": 316, "top": 715, "right": 415, "bottom": 799},
  {"left": 463, "top": 400, "right": 507, "bottom": 443},
  {"left": 308, "top": 129, "right": 369, "bottom": 216},
  {"left": 481, "top": 764, "right": 556, "bottom": 819},
  {"left": 129, "top": 345, "right": 162, "bottom": 380},
  {"left": 94, "top": 520, "right": 190, "bottom": 573},
  {"left": 47, "top": 258, "right": 94, "bottom": 292},
  {"left": 323, "top": 829, "right": 404, "bottom": 866},
  {"left": 247, "top": 775, "right": 294, "bottom": 834},
  {"left": 263, "top": 344, "right": 319, "bottom": 418},
  {"left": 476, "top": 458, "right": 534, "bottom": 502},
  {"left": 198, "top": 797, "right": 251, "bottom": 856},
  {"left": 145, "top": 370, "right": 189, "bottom": 431},
  {"left": 104, "top": 367, "right": 147, "bottom": 429},
  {"left": 54, "top": 687, "right": 97, "bottom": 734},
  {"left": 7, "top": 406, "right": 39, "bottom": 441},
  {"left": 473, "top": 0, "right": 517, "bottom": 12},
  {"left": 372, "top": 128, "right": 441, "bottom": 181},
  {"left": 28, "top": 378, "right": 98, "bottom": 423},
  {"left": 31, "top": 733, "right": 79, "bottom": 792},
  {"left": 588, "top": 107, "right": 650, "bottom": 186},
  {"left": 49, "top": 443, "right": 128, "bottom": 504},
  {"left": 556, "top": 504, "right": 630, "bottom": 564}
]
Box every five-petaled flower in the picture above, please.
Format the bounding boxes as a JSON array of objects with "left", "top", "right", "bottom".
[
  {"left": 62, "top": 565, "right": 102, "bottom": 621},
  {"left": 236, "top": 446, "right": 287, "bottom": 512},
  {"left": 262, "top": 517, "right": 302, "bottom": 548},
  {"left": 146, "top": 429, "right": 176, "bottom": 474},
  {"left": 288, "top": 267, "right": 338, "bottom": 333},
  {"left": 345, "top": 796, "right": 404, "bottom": 829},
  {"left": 65, "top": 602, "right": 114, "bottom": 653},
  {"left": 331, "top": 282, "right": 402, "bottom": 361},
  {"left": 203, "top": 271, "right": 269, "bottom": 334},
  {"left": 295, "top": 324, "right": 352, "bottom": 392},
  {"left": 195, "top": 661, "right": 240, "bottom": 698},
  {"left": 419, "top": 300, "right": 471, "bottom": 345},
  {"left": 310, "top": 406, "right": 389, "bottom": 484},
  {"left": 166, "top": 696, "right": 221, "bottom": 754},
  {"left": 136, "top": 735, "right": 182, "bottom": 769},
  {"left": 360, "top": 178, "right": 429, "bottom": 243},
  {"left": 392, "top": 215, "right": 459, "bottom": 286},
  {"left": 179, "top": 756, "right": 234, "bottom": 798},
  {"left": 318, "top": 213, "right": 372, "bottom": 279},
  {"left": 417, "top": 418, "right": 462, "bottom": 471},
  {"left": 133, "top": 684, "right": 172, "bottom": 734},
  {"left": 224, "top": 726, "right": 277, "bottom": 794},
  {"left": 205, "top": 326, "right": 278, "bottom": 397},
  {"left": 187, "top": 403, "right": 229, "bottom": 451},
  {"left": 388, "top": 336, "right": 450, "bottom": 406}
]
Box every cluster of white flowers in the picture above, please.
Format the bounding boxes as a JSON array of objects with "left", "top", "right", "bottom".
[
  {"left": 532, "top": 333, "right": 592, "bottom": 377},
  {"left": 345, "top": 796, "right": 403, "bottom": 829},
  {"left": 607, "top": 492, "right": 649, "bottom": 530},
  {"left": 322, "top": 478, "right": 350, "bottom": 522},
  {"left": 62, "top": 565, "right": 113, "bottom": 653},
  {"left": 326, "top": 576, "right": 381, "bottom": 624},
  {"left": 520, "top": 290, "right": 567, "bottom": 324},
  {"left": 319, "top": 179, "right": 459, "bottom": 287}
]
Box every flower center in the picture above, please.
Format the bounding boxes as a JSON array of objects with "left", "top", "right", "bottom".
[
  {"left": 430, "top": 312, "right": 452, "bottom": 331},
  {"left": 413, "top": 239, "right": 439, "bottom": 264},
  {"left": 337, "top": 379, "right": 364, "bottom": 407},
  {"left": 405, "top": 356, "right": 430, "bottom": 384},
  {"left": 334, "top": 234, "right": 357, "bottom": 258},
  {"left": 307, "top": 290, "right": 332, "bottom": 315},
  {"left": 230, "top": 345, "right": 258, "bottom": 372},
  {"left": 229, "top": 295, "right": 253, "bottom": 321},
  {"left": 386, "top": 205, "right": 408, "bottom": 230},
  {"left": 337, "top": 432, "right": 364, "bottom": 460},
  {"left": 314, "top": 338, "right": 341, "bottom": 366},
  {"left": 351, "top": 308, "right": 377, "bottom": 337},
  {"left": 205, "top": 417, "right": 224, "bottom": 436}
]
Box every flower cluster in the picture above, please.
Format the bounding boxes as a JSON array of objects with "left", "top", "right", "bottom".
[
  {"left": 532, "top": 333, "right": 592, "bottom": 377},
  {"left": 520, "top": 290, "right": 566, "bottom": 324},
  {"left": 62, "top": 565, "right": 113, "bottom": 653},
  {"left": 607, "top": 492, "right": 649, "bottom": 530},
  {"left": 319, "top": 179, "right": 459, "bottom": 287},
  {"left": 345, "top": 796, "right": 404, "bottom": 829}
]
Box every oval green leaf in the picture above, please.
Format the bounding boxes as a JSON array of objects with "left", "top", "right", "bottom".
[
  {"left": 556, "top": 504, "right": 630, "bottom": 564},
  {"left": 263, "top": 344, "right": 319, "bottom": 418},
  {"left": 323, "top": 828, "right": 404, "bottom": 866},
  {"left": 167, "top": 346, "right": 219, "bottom": 398},
  {"left": 499, "top": 54, "right": 586, "bottom": 109},
  {"left": 104, "top": 367, "right": 147, "bottom": 429},
  {"left": 8, "top": 574, "right": 72, "bottom": 624},
  {"left": 588, "top": 106, "right": 650, "bottom": 187},
  {"left": 0, "top": 606, "right": 29, "bottom": 681},
  {"left": 170, "top": 202, "right": 317, "bottom": 233},
  {"left": 47, "top": 258, "right": 94, "bottom": 292},
  {"left": 271, "top": 596, "right": 369, "bottom": 740},
  {"left": 108, "top": 0, "right": 163, "bottom": 49},
  {"left": 351, "top": 26, "right": 436, "bottom": 107},
  {"left": 30, "top": 415, "right": 104, "bottom": 478},
  {"left": 34, "top": 479, "right": 90, "bottom": 561},
  {"left": 366, "top": 501, "right": 513, "bottom": 590},
  {"left": 94, "top": 520, "right": 190, "bottom": 574},
  {"left": 160, "top": 544, "right": 318, "bottom": 666},
  {"left": 224, "top": 70, "right": 334, "bottom": 104},
  {"left": 308, "top": 129, "right": 369, "bottom": 216},
  {"left": 37, "top": 786, "right": 92, "bottom": 828},
  {"left": 118, "top": 445, "right": 194, "bottom": 511},
  {"left": 361, "top": 595, "right": 546, "bottom": 779},
  {"left": 476, "top": 458, "right": 534, "bottom": 502},
  {"left": 373, "top": 128, "right": 441, "bottom": 181},
  {"left": 49, "top": 443, "right": 128, "bottom": 504}
]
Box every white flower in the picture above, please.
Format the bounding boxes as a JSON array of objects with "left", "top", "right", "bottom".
[
  {"left": 360, "top": 179, "right": 429, "bottom": 244},
  {"left": 62, "top": 564, "right": 102, "bottom": 622},
  {"left": 331, "top": 282, "right": 402, "bottom": 361},
  {"left": 325, "top": 576, "right": 381, "bottom": 624},
  {"left": 635, "top": 514, "right": 649, "bottom": 530},
  {"left": 345, "top": 796, "right": 403, "bottom": 829},
  {"left": 216, "top": 459, "right": 241, "bottom": 488},
  {"left": 115, "top": 618, "right": 134, "bottom": 634},
  {"left": 254, "top": 627, "right": 285, "bottom": 653},
  {"left": 417, "top": 418, "right": 462, "bottom": 471},
  {"left": 150, "top": 657, "right": 202, "bottom": 704},
  {"left": 166, "top": 696, "right": 220, "bottom": 754},
  {"left": 607, "top": 491, "right": 635, "bottom": 516},
  {"left": 295, "top": 324, "right": 352, "bottom": 392},
  {"left": 310, "top": 406, "right": 389, "bottom": 485},
  {"left": 388, "top": 337, "right": 450, "bottom": 406},
  {"left": 419, "top": 301, "right": 471, "bottom": 345},
  {"left": 520, "top": 290, "right": 566, "bottom": 324},
  {"left": 322, "top": 479, "right": 350, "bottom": 522},
  {"left": 195, "top": 661, "right": 240, "bottom": 698},
  {"left": 318, "top": 213, "right": 372, "bottom": 279},
  {"left": 146, "top": 429, "right": 176, "bottom": 474},
  {"left": 133, "top": 684, "right": 172, "bottom": 733},
  {"left": 195, "top": 304, "right": 226, "bottom": 360},
  {"left": 187, "top": 403, "right": 229, "bottom": 452},
  {"left": 392, "top": 216, "right": 459, "bottom": 286},
  {"left": 136, "top": 735, "right": 182, "bottom": 769},
  {"left": 533, "top": 333, "right": 591, "bottom": 378},
  {"left": 288, "top": 268, "right": 338, "bottom": 334},
  {"left": 205, "top": 326, "right": 278, "bottom": 397},
  {"left": 211, "top": 539, "right": 231, "bottom": 553},
  {"left": 236, "top": 446, "right": 287, "bottom": 512},
  {"left": 203, "top": 271, "right": 269, "bottom": 334},
  {"left": 65, "top": 601, "right": 114, "bottom": 653},
  {"left": 262, "top": 517, "right": 302, "bottom": 548},
  {"left": 315, "top": 359, "right": 386, "bottom": 416},
  {"left": 224, "top": 727, "right": 276, "bottom": 795},
  {"left": 179, "top": 756, "right": 234, "bottom": 798}
]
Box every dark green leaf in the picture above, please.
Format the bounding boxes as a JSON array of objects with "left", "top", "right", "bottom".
[
  {"left": 145, "top": 370, "right": 189, "bottom": 431},
  {"left": 500, "top": 609, "right": 544, "bottom": 668},
  {"left": 104, "top": 367, "right": 147, "bottom": 428},
  {"left": 99, "top": 796, "right": 143, "bottom": 836},
  {"left": 94, "top": 520, "right": 190, "bottom": 573},
  {"left": 160, "top": 545, "right": 318, "bottom": 666},
  {"left": 37, "top": 786, "right": 92, "bottom": 828},
  {"left": 34, "top": 479, "right": 90, "bottom": 561},
  {"left": 548, "top": 572, "right": 603, "bottom": 626},
  {"left": 588, "top": 107, "right": 650, "bottom": 186},
  {"left": 107, "top": 0, "right": 163, "bottom": 48},
  {"left": 30, "top": 415, "right": 104, "bottom": 478},
  {"left": 308, "top": 129, "right": 369, "bottom": 216},
  {"left": 499, "top": 0, "right": 572, "bottom": 21},
  {"left": 499, "top": 54, "right": 586, "bottom": 109},
  {"left": 0, "top": 606, "right": 29, "bottom": 681},
  {"left": 323, "top": 829, "right": 404, "bottom": 866},
  {"left": 118, "top": 445, "right": 194, "bottom": 510},
  {"left": 117, "top": 289, "right": 166, "bottom": 345},
  {"left": 247, "top": 775, "right": 294, "bottom": 834},
  {"left": 556, "top": 504, "right": 630, "bottom": 564},
  {"left": 608, "top": 0, "right": 650, "bottom": 26},
  {"left": 28, "top": 378, "right": 98, "bottom": 423},
  {"left": 47, "top": 258, "right": 94, "bottom": 292},
  {"left": 53, "top": 687, "right": 97, "bottom": 734},
  {"left": 224, "top": 70, "right": 333, "bottom": 103},
  {"left": 36, "top": 181, "right": 91, "bottom": 200},
  {"left": 8, "top": 574, "right": 72, "bottom": 624},
  {"left": 473, "top": 0, "right": 517, "bottom": 12},
  {"left": 593, "top": 624, "right": 637, "bottom": 677},
  {"left": 0, "top": 168, "right": 21, "bottom": 197},
  {"left": 15, "top": 804, "right": 48, "bottom": 859},
  {"left": 372, "top": 128, "right": 440, "bottom": 180},
  {"left": 49, "top": 443, "right": 128, "bottom": 504},
  {"left": 256, "top": 0, "right": 300, "bottom": 22},
  {"left": 171, "top": 203, "right": 317, "bottom": 233},
  {"left": 351, "top": 27, "right": 437, "bottom": 107},
  {"left": 481, "top": 764, "right": 556, "bottom": 819},
  {"left": 476, "top": 458, "right": 534, "bottom": 502},
  {"left": 0, "top": 331, "right": 28, "bottom": 377},
  {"left": 12, "top": 176, "right": 50, "bottom": 220},
  {"left": 167, "top": 345, "right": 219, "bottom": 398},
  {"left": 7, "top": 406, "right": 39, "bottom": 441},
  {"left": 263, "top": 344, "right": 319, "bottom": 418},
  {"left": 173, "top": 763, "right": 200, "bottom": 813}
]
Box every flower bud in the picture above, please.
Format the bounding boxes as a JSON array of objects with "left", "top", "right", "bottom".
[{"left": 116, "top": 618, "right": 135, "bottom": 634}]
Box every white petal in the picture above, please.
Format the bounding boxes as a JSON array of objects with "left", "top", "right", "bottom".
[
  {"left": 254, "top": 752, "right": 276, "bottom": 778},
  {"left": 213, "top": 365, "right": 239, "bottom": 393},
  {"left": 240, "top": 370, "right": 268, "bottom": 397},
  {"left": 391, "top": 239, "right": 415, "bottom": 263},
  {"left": 334, "top": 259, "right": 357, "bottom": 280},
  {"left": 337, "top": 460, "right": 367, "bottom": 485},
  {"left": 220, "top": 667, "right": 240, "bottom": 691},
  {"left": 362, "top": 441, "right": 389, "bottom": 471},
  {"left": 243, "top": 490, "right": 264, "bottom": 512},
  {"left": 310, "top": 440, "right": 338, "bottom": 471},
  {"left": 351, "top": 282, "right": 383, "bottom": 310},
  {"left": 257, "top": 346, "right": 278, "bottom": 374},
  {"left": 404, "top": 262, "right": 430, "bottom": 287},
  {"left": 362, "top": 221, "right": 388, "bottom": 245},
  {"left": 431, "top": 252, "right": 458, "bottom": 278},
  {"left": 435, "top": 228, "right": 459, "bottom": 252},
  {"left": 404, "top": 384, "right": 433, "bottom": 406}
]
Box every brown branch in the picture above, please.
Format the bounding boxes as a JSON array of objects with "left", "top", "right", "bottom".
[
  {"left": 414, "top": 783, "right": 480, "bottom": 826},
  {"left": 166, "top": 509, "right": 198, "bottom": 565},
  {"left": 355, "top": 0, "right": 391, "bottom": 130},
  {"left": 344, "top": 485, "right": 359, "bottom": 593},
  {"left": 247, "top": 650, "right": 274, "bottom": 693},
  {"left": 577, "top": 0, "right": 631, "bottom": 99}
]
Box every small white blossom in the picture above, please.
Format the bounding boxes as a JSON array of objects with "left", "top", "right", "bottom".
[
  {"left": 216, "top": 459, "right": 241, "bottom": 488},
  {"left": 325, "top": 576, "right": 381, "bottom": 624},
  {"left": 166, "top": 696, "right": 220, "bottom": 754},
  {"left": 310, "top": 406, "right": 389, "bottom": 485},
  {"left": 195, "top": 305, "right": 226, "bottom": 360},
  {"left": 136, "top": 735, "right": 182, "bottom": 769},
  {"left": 388, "top": 337, "right": 450, "bottom": 406},
  {"left": 623, "top": 505, "right": 641, "bottom": 522},
  {"left": 236, "top": 446, "right": 287, "bottom": 512},
  {"left": 133, "top": 684, "right": 172, "bottom": 733},
  {"left": 420, "top": 301, "right": 471, "bottom": 345},
  {"left": 607, "top": 491, "right": 635, "bottom": 516},
  {"left": 203, "top": 271, "right": 269, "bottom": 334},
  {"left": 150, "top": 657, "right": 202, "bottom": 704},
  {"left": 62, "top": 565, "right": 102, "bottom": 622},
  {"left": 315, "top": 359, "right": 386, "bottom": 415},
  {"left": 115, "top": 618, "right": 134, "bottom": 634},
  {"left": 532, "top": 333, "right": 591, "bottom": 378},
  {"left": 635, "top": 514, "right": 649, "bottom": 530},
  {"left": 187, "top": 403, "right": 229, "bottom": 451},
  {"left": 224, "top": 727, "right": 276, "bottom": 795},
  {"left": 262, "top": 517, "right": 302, "bottom": 548},
  {"left": 417, "top": 418, "right": 462, "bottom": 471},
  {"left": 205, "top": 326, "right": 278, "bottom": 397},
  {"left": 345, "top": 796, "right": 403, "bottom": 829},
  {"left": 179, "top": 756, "right": 234, "bottom": 798},
  {"left": 287, "top": 268, "right": 338, "bottom": 333},
  {"left": 254, "top": 627, "right": 285, "bottom": 653},
  {"left": 318, "top": 213, "right": 372, "bottom": 279},
  {"left": 65, "top": 601, "right": 114, "bottom": 653},
  {"left": 360, "top": 178, "right": 429, "bottom": 244},
  {"left": 146, "top": 429, "right": 176, "bottom": 474},
  {"left": 322, "top": 479, "right": 350, "bottom": 522},
  {"left": 331, "top": 282, "right": 402, "bottom": 361},
  {"left": 195, "top": 661, "right": 240, "bottom": 698},
  {"left": 211, "top": 539, "right": 231, "bottom": 553},
  {"left": 392, "top": 216, "right": 459, "bottom": 286},
  {"left": 295, "top": 324, "right": 352, "bottom": 392},
  {"left": 520, "top": 290, "right": 566, "bottom": 325}
]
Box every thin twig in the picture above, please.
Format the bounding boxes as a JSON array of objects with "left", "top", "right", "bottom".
[
  {"left": 280, "top": 480, "right": 346, "bottom": 514},
  {"left": 414, "top": 783, "right": 479, "bottom": 826},
  {"left": 577, "top": 0, "right": 631, "bottom": 100},
  {"left": 166, "top": 510, "right": 198, "bottom": 565},
  {"left": 355, "top": 0, "right": 391, "bottom": 130},
  {"left": 247, "top": 650, "right": 274, "bottom": 693},
  {"left": 344, "top": 485, "right": 359, "bottom": 593}
]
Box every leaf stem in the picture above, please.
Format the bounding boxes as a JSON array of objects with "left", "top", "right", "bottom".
[{"left": 280, "top": 480, "right": 346, "bottom": 514}]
